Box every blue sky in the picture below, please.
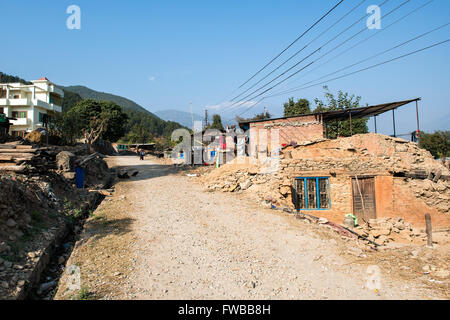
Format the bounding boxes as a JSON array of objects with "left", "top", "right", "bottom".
[{"left": 1, "top": 0, "right": 449, "bottom": 135}]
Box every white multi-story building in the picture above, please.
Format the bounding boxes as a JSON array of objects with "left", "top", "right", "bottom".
[{"left": 0, "top": 77, "right": 64, "bottom": 137}]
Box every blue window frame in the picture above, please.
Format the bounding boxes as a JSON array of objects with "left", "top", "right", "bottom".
[{"left": 294, "top": 177, "right": 330, "bottom": 210}]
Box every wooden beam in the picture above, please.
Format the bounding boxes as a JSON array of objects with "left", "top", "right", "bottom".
[
  {"left": 0, "top": 149, "right": 37, "bottom": 153},
  {"left": 425, "top": 214, "right": 433, "bottom": 247},
  {"left": 0, "top": 153, "right": 35, "bottom": 160},
  {"left": 0, "top": 165, "right": 26, "bottom": 172}
]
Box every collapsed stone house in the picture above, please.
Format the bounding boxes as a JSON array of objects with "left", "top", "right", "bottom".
[
  {"left": 207, "top": 98, "right": 449, "bottom": 228},
  {"left": 205, "top": 133, "right": 449, "bottom": 228},
  {"left": 282, "top": 134, "right": 449, "bottom": 228}
]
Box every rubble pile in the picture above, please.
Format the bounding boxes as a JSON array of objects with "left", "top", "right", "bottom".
[
  {"left": 202, "top": 134, "right": 450, "bottom": 214},
  {"left": 354, "top": 217, "right": 428, "bottom": 246},
  {"left": 0, "top": 133, "right": 20, "bottom": 144},
  {"left": 402, "top": 178, "right": 449, "bottom": 213},
  {"left": 204, "top": 166, "right": 282, "bottom": 205},
  {"left": 0, "top": 141, "right": 113, "bottom": 299},
  {"left": 0, "top": 173, "right": 70, "bottom": 298},
  {"left": 0, "top": 142, "right": 56, "bottom": 173}
]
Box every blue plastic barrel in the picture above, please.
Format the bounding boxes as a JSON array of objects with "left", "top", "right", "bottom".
[{"left": 75, "top": 167, "right": 85, "bottom": 189}]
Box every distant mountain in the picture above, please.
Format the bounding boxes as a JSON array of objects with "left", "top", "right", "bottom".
[
  {"left": 62, "top": 85, "right": 158, "bottom": 117},
  {"left": 155, "top": 109, "right": 203, "bottom": 128}
]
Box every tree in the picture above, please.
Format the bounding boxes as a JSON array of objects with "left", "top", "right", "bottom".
[
  {"left": 207, "top": 114, "right": 224, "bottom": 132},
  {"left": 235, "top": 111, "right": 272, "bottom": 123},
  {"left": 419, "top": 131, "right": 450, "bottom": 160},
  {"left": 50, "top": 111, "right": 81, "bottom": 145},
  {"left": 65, "top": 99, "right": 129, "bottom": 143},
  {"left": 127, "top": 124, "right": 153, "bottom": 144},
  {"left": 122, "top": 110, "right": 185, "bottom": 142},
  {"left": 83, "top": 116, "right": 109, "bottom": 152},
  {"left": 99, "top": 101, "right": 129, "bottom": 142},
  {"left": 313, "top": 86, "right": 368, "bottom": 139},
  {"left": 283, "top": 98, "right": 311, "bottom": 117}
]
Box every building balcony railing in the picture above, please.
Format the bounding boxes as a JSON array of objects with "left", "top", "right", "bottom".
[
  {"left": 0, "top": 98, "right": 29, "bottom": 106},
  {"left": 0, "top": 97, "right": 62, "bottom": 113},
  {"left": 10, "top": 118, "right": 29, "bottom": 126},
  {"left": 35, "top": 99, "right": 62, "bottom": 113}
]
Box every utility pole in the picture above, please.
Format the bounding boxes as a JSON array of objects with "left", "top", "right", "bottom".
[
  {"left": 189, "top": 102, "right": 194, "bottom": 130},
  {"left": 205, "top": 109, "right": 209, "bottom": 128}
]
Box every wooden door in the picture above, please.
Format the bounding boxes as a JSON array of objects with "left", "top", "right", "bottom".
[{"left": 352, "top": 177, "right": 376, "bottom": 223}]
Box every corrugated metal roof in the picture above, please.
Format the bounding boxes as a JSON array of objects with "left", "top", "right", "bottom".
[{"left": 239, "top": 98, "right": 421, "bottom": 125}]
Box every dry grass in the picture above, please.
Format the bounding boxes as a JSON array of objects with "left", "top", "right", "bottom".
[{"left": 54, "top": 175, "right": 137, "bottom": 300}]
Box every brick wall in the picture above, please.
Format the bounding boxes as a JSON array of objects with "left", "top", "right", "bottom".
[{"left": 249, "top": 115, "right": 325, "bottom": 154}]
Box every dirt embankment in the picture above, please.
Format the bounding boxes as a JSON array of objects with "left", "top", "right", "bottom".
[{"left": 0, "top": 141, "right": 113, "bottom": 300}]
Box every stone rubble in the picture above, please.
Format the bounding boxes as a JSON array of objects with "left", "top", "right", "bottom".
[
  {"left": 202, "top": 134, "right": 450, "bottom": 214},
  {"left": 354, "top": 217, "right": 428, "bottom": 247},
  {"left": 0, "top": 142, "right": 113, "bottom": 300}
]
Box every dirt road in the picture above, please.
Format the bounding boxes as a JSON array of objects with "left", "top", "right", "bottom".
[{"left": 56, "top": 156, "right": 441, "bottom": 300}]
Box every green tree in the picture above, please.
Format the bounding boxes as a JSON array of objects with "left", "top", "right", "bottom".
[
  {"left": 127, "top": 124, "right": 153, "bottom": 144},
  {"left": 99, "top": 101, "right": 129, "bottom": 142},
  {"left": 50, "top": 111, "right": 81, "bottom": 145},
  {"left": 419, "top": 131, "right": 450, "bottom": 160},
  {"left": 313, "top": 86, "right": 368, "bottom": 139},
  {"left": 235, "top": 111, "right": 272, "bottom": 123},
  {"left": 122, "top": 110, "right": 185, "bottom": 142},
  {"left": 207, "top": 114, "right": 225, "bottom": 132},
  {"left": 283, "top": 98, "right": 311, "bottom": 117},
  {"left": 65, "top": 99, "right": 129, "bottom": 143}
]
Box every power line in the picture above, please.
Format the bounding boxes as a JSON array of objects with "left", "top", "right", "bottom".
[
  {"left": 227, "top": 0, "right": 398, "bottom": 110},
  {"left": 236, "top": 0, "right": 346, "bottom": 90},
  {"left": 231, "top": 38, "right": 450, "bottom": 121},
  {"left": 223, "top": 98, "right": 266, "bottom": 124},
  {"left": 269, "top": 20, "right": 449, "bottom": 98},
  {"left": 230, "top": 0, "right": 369, "bottom": 102},
  {"left": 228, "top": 0, "right": 410, "bottom": 110},
  {"left": 280, "top": 0, "right": 435, "bottom": 91},
  {"left": 271, "top": 39, "right": 450, "bottom": 95}
]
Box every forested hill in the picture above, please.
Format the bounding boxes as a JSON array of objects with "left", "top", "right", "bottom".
[
  {"left": 62, "top": 85, "right": 157, "bottom": 116},
  {"left": 61, "top": 85, "right": 184, "bottom": 139},
  {"left": 0, "top": 72, "right": 31, "bottom": 85}
]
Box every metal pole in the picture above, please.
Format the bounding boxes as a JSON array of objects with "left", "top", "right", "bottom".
[
  {"left": 415, "top": 100, "right": 421, "bottom": 144},
  {"left": 392, "top": 110, "right": 396, "bottom": 137},
  {"left": 415, "top": 100, "right": 420, "bottom": 132},
  {"left": 374, "top": 116, "right": 377, "bottom": 133}
]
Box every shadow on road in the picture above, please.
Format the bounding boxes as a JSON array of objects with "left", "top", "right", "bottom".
[
  {"left": 109, "top": 160, "right": 200, "bottom": 183},
  {"left": 77, "top": 217, "right": 135, "bottom": 246}
]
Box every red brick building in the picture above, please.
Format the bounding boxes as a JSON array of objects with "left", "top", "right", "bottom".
[{"left": 239, "top": 98, "right": 422, "bottom": 155}]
